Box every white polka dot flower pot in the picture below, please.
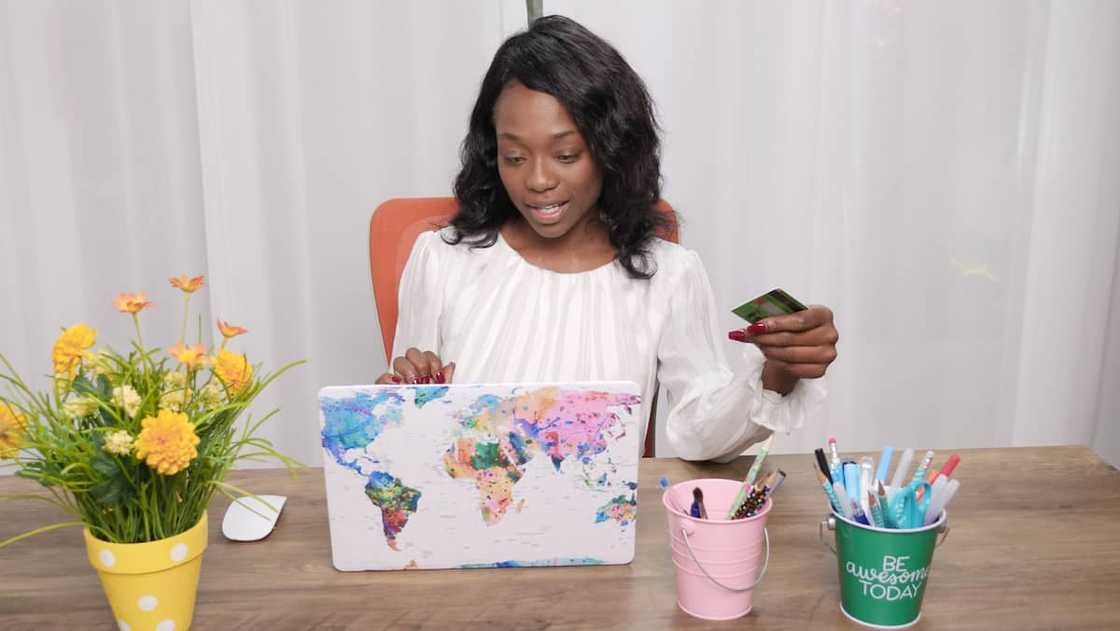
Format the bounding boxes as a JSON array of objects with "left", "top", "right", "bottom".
[{"left": 83, "top": 512, "right": 209, "bottom": 631}]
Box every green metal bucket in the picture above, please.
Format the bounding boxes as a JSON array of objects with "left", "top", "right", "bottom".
[{"left": 820, "top": 511, "right": 950, "bottom": 629}]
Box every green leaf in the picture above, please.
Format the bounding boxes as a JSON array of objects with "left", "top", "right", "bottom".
[{"left": 72, "top": 375, "right": 98, "bottom": 397}]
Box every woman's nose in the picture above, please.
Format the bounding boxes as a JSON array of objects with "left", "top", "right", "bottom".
[{"left": 526, "top": 157, "right": 558, "bottom": 193}]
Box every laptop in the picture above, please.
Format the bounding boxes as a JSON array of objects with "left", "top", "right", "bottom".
[{"left": 318, "top": 381, "right": 641, "bottom": 571}]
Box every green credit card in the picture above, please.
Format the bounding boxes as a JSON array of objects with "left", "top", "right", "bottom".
[{"left": 732, "top": 288, "right": 808, "bottom": 323}]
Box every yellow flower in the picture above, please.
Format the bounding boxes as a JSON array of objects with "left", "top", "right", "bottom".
[
  {"left": 103, "top": 430, "right": 134, "bottom": 456},
  {"left": 63, "top": 396, "right": 100, "bottom": 419},
  {"left": 133, "top": 409, "right": 199, "bottom": 475},
  {"left": 213, "top": 350, "right": 253, "bottom": 396},
  {"left": 168, "top": 341, "right": 209, "bottom": 370},
  {"left": 198, "top": 381, "right": 225, "bottom": 408},
  {"left": 113, "top": 292, "right": 153, "bottom": 314},
  {"left": 159, "top": 387, "right": 191, "bottom": 412},
  {"left": 169, "top": 275, "right": 205, "bottom": 294},
  {"left": 217, "top": 319, "right": 248, "bottom": 340},
  {"left": 51, "top": 324, "right": 97, "bottom": 380},
  {"left": 0, "top": 402, "right": 27, "bottom": 459},
  {"left": 112, "top": 385, "right": 142, "bottom": 419}
]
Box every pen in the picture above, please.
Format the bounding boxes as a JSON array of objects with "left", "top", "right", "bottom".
[
  {"left": 659, "top": 476, "right": 684, "bottom": 515},
  {"left": 832, "top": 481, "right": 854, "bottom": 519},
  {"left": 692, "top": 487, "right": 708, "bottom": 519},
  {"left": 817, "top": 468, "right": 843, "bottom": 513},
  {"left": 889, "top": 448, "right": 914, "bottom": 492},
  {"left": 843, "top": 462, "right": 861, "bottom": 503},
  {"left": 911, "top": 450, "right": 935, "bottom": 486},
  {"left": 729, "top": 435, "right": 773, "bottom": 518},
  {"left": 868, "top": 490, "right": 885, "bottom": 528},
  {"left": 828, "top": 436, "right": 842, "bottom": 481},
  {"left": 814, "top": 448, "right": 833, "bottom": 484},
  {"left": 876, "top": 446, "right": 894, "bottom": 483}
]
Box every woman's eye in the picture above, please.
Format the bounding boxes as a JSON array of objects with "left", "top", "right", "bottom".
[
  {"left": 557, "top": 153, "right": 580, "bottom": 163},
  {"left": 503, "top": 155, "right": 526, "bottom": 165}
]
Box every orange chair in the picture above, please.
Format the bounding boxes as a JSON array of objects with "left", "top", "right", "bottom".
[{"left": 369, "top": 197, "right": 678, "bottom": 457}]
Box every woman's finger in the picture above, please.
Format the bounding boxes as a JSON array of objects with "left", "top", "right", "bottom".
[
  {"left": 731, "top": 325, "right": 839, "bottom": 348},
  {"left": 393, "top": 355, "right": 421, "bottom": 384},
  {"left": 752, "top": 305, "right": 833, "bottom": 335},
  {"left": 758, "top": 345, "right": 838, "bottom": 365},
  {"left": 404, "top": 348, "right": 432, "bottom": 382},
  {"left": 374, "top": 372, "right": 402, "bottom": 385},
  {"left": 421, "top": 351, "right": 444, "bottom": 383},
  {"left": 442, "top": 361, "right": 456, "bottom": 384}
]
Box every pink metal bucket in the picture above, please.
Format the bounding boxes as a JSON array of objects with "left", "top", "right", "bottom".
[{"left": 663, "top": 478, "right": 771, "bottom": 621}]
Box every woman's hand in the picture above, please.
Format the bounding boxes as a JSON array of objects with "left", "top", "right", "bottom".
[
  {"left": 375, "top": 347, "right": 455, "bottom": 385},
  {"left": 729, "top": 305, "right": 838, "bottom": 394}
]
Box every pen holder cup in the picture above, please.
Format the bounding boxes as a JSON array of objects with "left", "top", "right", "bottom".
[
  {"left": 819, "top": 510, "right": 949, "bottom": 629},
  {"left": 663, "top": 478, "right": 771, "bottom": 621}
]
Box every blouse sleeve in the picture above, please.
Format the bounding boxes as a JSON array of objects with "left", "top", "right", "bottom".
[
  {"left": 391, "top": 231, "right": 446, "bottom": 359},
  {"left": 658, "top": 251, "right": 827, "bottom": 461}
]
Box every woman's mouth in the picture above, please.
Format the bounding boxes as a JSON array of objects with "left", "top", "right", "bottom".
[{"left": 527, "top": 201, "right": 569, "bottom": 224}]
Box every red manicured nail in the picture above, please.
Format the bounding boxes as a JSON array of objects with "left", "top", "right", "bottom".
[
  {"left": 747, "top": 322, "right": 768, "bottom": 335},
  {"left": 390, "top": 375, "right": 402, "bottom": 384},
  {"left": 422, "top": 376, "right": 433, "bottom": 384},
  {"left": 728, "top": 330, "right": 747, "bottom": 342},
  {"left": 408, "top": 377, "right": 418, "bottom": 384},
  {"left": 436, "top": 371, "right": 445, "bottom": 384}
]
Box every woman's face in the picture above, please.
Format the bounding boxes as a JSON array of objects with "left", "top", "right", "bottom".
[{"left": 493, "top": 81, "right": 603, "bottom": 240}]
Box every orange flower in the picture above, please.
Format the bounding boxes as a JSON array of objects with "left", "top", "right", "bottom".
[
  {"left": 217, "top": 319, "right": 248, "bottom": 340},
  {"left": 213, "top": 350, "right": 253, "bottom": 396},
  {"left": 169, "top": 275, "right": 205, "bottom": 294},
  {"left": 113, "top": 293, "right": 153, "bottom": 314},
  {"left": 0, "top": 401, "right": 28, "bottom": 459},
  {"left": 168, "top": 341, "right": 209, "bottom": 370}
]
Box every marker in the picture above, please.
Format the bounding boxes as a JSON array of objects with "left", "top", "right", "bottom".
[
  {"left": 876, "top": 446, "right": 894, "bottom": 483},
  {"left": 766, "top": 470, "right": 787, "bottom": 497},
  {"left": 889, "top": 448, "right": 914, "bottom": 491},
  {"left": 859, "top": 457, "right": 874, "bottom": 519},
  {"left": 927, "top": 453, "right": 961, "bottom": 484}
]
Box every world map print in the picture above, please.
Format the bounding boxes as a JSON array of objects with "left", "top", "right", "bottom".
[{"left": 319, "top": 383, "right": 641, "bottom": 570}]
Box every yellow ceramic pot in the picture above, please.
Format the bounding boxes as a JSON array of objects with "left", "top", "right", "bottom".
[{"left": 83, "top": 512, "right": 209, "bottom": 631}]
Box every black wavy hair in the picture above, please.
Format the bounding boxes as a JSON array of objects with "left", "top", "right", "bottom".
[{"left": 447, "top": 14, "right": 673, "bottom": 279}]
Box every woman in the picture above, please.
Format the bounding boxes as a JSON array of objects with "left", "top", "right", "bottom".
[{"left": 378, "top": 15, "right": 837, "bottom": 461}]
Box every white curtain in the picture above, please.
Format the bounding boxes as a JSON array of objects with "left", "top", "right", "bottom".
[{"left": 2, "top": 1, "right": 1118, "bottom": 468}]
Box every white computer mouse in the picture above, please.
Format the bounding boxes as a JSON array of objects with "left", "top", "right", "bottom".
[{"left": 221, "top": 494, "right": 287, "bottom": 542}]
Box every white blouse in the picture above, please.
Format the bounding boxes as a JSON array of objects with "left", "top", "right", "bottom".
[{"left": 392, "top": 229, "right": 826, "bottom": 461}]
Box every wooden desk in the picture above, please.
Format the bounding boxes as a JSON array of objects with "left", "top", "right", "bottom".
[{"left": 2, "top": 446, "right": 1119, "bottom": 629}]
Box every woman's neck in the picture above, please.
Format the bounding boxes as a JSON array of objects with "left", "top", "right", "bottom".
[{"left": 501, "top": 214, "right": 616, "bottom": 274}]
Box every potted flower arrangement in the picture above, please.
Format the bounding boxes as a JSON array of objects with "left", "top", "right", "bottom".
[{"left": 0, "top": 275, "right": 302, "bottom": 630}]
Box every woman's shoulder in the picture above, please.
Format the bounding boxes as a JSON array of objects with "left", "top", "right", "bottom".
[{"left": 646, "top": 237, "right": 705, "bottom": 282}]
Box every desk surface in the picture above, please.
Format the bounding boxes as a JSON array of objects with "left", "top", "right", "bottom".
[{"left": 2, "top": 446, "right": 1119, "bottom": 630}]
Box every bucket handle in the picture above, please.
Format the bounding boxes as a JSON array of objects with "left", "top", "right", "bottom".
[
  {"left": 680, "top": 526, "right": 769, "bottom": 593},
  {"left": 818, "top": 514, "right": 951, "bottom": 555}
]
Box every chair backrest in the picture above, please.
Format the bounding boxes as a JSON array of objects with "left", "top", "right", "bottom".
[{"left": 369, "top": 196, "right": 678, "bottom": 457}]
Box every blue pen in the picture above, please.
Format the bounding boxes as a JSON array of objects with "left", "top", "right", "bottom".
[{"left": 876, "top": 447, "right": 894, "bottom": 483}]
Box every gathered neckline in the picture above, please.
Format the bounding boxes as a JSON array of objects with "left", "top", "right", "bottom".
[{"left": 494, "top": 230, "right": 619, "bottom": 277}]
